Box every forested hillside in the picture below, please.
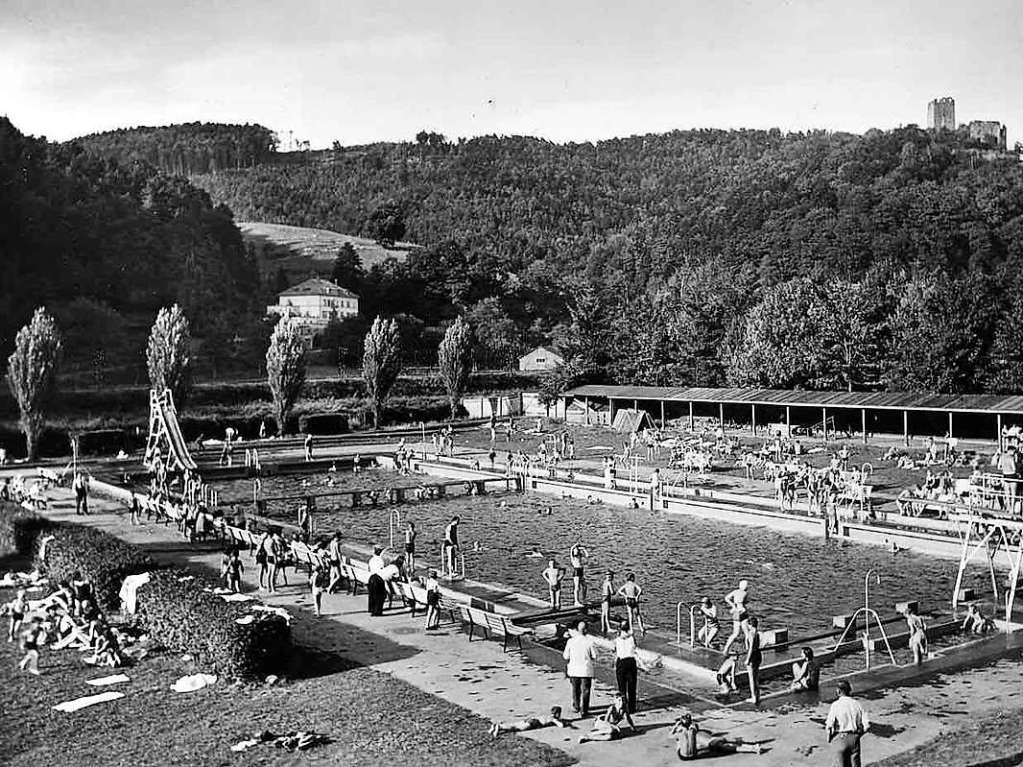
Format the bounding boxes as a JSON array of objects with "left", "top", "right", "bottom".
[
  {"left": 184, "top": 127, "right": 1023, "bottom": 394},
  {"left": 0, "top": 118, "right": 262, "bottom": 381},
  {"left": 73, "top": 122, "right": 277, "bottom": 176}
]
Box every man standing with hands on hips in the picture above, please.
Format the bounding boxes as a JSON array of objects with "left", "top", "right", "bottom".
[
  {"left": 826, "top": 680, "right": 870, "bottom": 767},
  {"left": 563, "top": 621, "right": 598, "bottom": 717}
]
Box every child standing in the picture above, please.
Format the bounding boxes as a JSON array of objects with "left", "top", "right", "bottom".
[
  {"left": 7, "top": 589, "right": 27, "bottom": 642},
  {"left": 18, "top": 616, "right": 44, "bottom": 675}
]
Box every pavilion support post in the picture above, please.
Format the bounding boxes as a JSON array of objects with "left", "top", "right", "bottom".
[
  {"left": 861, "top": 409, "right": 867, "bottom": 445},
  {"left": 584, "top": 397, "right": 590, "bottom": 426},
  {"left": 998, "top": 413, "right": 1003, "bottom": 450},
  {"left": 822, "top": 407, "right": 828, "bottom": 442},
  {"left": 689, "top": 402, "right": 694, "bottom": 431},
  {"left": 609, "top": 398, "right": 615, "bottom": 425},
  {"left": 948, "top": 411, "right": 954, "bottom": 439},
  {"left": 751, "top": 404, "right": 757, "bottom": 436},
  {"left": 785, "top": 406, "right": 791, "bottom": 438},
  {"left": 903, "top": 410, "right": 909, "bottom": 447},
  {"left": 633, "top": 399, "right": 639, "bottom": 412},
  {"left": 719, "top": 403, "right": 725, "bottom": 430},
  {"left": 660, "top": 400, "right": 666, "bottom": 428}
]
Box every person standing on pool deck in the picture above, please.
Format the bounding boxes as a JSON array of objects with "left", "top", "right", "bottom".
[
  {"left": 304, "top": 433, "right": 314, "bottom": 461},
  {"left": 617, "top": 573, "right": 645, "bottom": 636},
  {"left": 563, "top": 621, "right": 597, "bottom": 716},
  {"left": 721, "top": 579, "right": 751, "bottom": 655},
  {"left": 826, "top": 680, "right": 870, "bottom": 767},
  {"left": 570, "top": 543, "right": 588, "bottom": 606},
  {"left": 614, "top": 621, "right": 639, "bottom": 714},
  {"left": 600, "top": 570, "right": 616, "bottom": 634},
  {"left": 542, "top": 559, "right": 565, "bottom": 609},
  {"left": 404, "top": 522, "right": 417, "bottom": 573},
  {"left": 443, "top": 516, "right": 460, "bottom": 577},
  {"left": 744, "top": 616, "right": 762, "bottom": 705}
]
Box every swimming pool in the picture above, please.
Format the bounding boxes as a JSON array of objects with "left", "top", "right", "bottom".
[{"left": 215, "top": 467, "right": 990, "bottom": 642}]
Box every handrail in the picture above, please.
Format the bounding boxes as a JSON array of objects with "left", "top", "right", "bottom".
[
  {"left": 676, "top": 601, "right": 686, "bottom": 647},
  {"left": 675, "top": 601, "right": 700, "bottom": 648},
  {"left": 690, "top": 603, "right": 700, "bottom": 648}
]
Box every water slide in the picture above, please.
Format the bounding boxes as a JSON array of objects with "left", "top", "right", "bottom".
[{"left": 155, "top": 390, "right": 197, "bottom": 471}]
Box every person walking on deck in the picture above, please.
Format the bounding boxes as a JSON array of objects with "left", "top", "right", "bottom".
[
  {"left": 826, "top": 680, "right": 870, "bottom": 767},
  {"left": 721, "top": 579, "right": 750, "bottom": 655},
  {"left": 563, "top": 621, "right": 597, "bottom": 717}
]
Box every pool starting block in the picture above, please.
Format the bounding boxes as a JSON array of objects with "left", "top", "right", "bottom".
[
  {"left": 956, "top": 588, "right": 976, "bottom": 603},
  {"left": 895, "top": 600, "right": 919, "bottom": 615}
]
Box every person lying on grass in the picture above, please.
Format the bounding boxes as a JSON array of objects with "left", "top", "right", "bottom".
[{"left": 489, "top": 706, "right": 572, "bottom": 737}]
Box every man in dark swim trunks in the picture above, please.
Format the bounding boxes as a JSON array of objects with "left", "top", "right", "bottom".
[{"left": 489, "top": 706, "right": 571, "bottom": 737}]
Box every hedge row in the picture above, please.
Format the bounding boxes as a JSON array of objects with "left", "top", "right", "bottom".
[
  {"left": 0, "top": 503, "right": 290, "bottom": 679},
  {"left": 136, "top": 570, "right": 291, "bottom": 679}
]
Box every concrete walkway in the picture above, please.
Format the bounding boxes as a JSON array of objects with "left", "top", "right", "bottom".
[{"left": 17, "top": 472, "right": 1023, "bottom": 766}]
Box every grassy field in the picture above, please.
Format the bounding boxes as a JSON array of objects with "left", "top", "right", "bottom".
[
  {"left": 240, "top": 221, "right": 415, "bottom": 273},
  {"left": 0, "top": 561, "right": 572, "bottom": 767}
]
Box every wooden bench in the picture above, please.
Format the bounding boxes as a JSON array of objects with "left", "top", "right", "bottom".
[
  {"left": 400, "top": 583, "right": 461, "bottom": 623},
  {"left": 456, "top": 605, "right": 534, "bottom": 652}
]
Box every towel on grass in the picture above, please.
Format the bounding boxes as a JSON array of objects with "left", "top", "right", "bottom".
[
  {"left": 86, "top": 674, "right": 131, "bottom": 687},
  {"left": 53, "top": 691, "right": 125, "bottom": 712},
  {"left": 171, "top": 673, "right": 217, "bottom": 693},
  {"left": 220, "top": 593, "right": 253, "bottom": 602},
  {"left": 119, "top": 573, "right": 151, "bottom": 615}
]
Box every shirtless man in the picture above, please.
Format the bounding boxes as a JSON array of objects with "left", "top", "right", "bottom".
[
  {"left": 697, "top": 596, "right": 720, "bottom": 648},
  {"left": 721, "top": 579, "right": 750, "bottom": 655},
  {"left": 542, "top": 559, "right": 565, "bottom": 609},
  {"left": 569, "top": 544, "right": 588, "bottom": 606},
  {"left": 617, "top": 573, "right": 645, "bottom": 635},
  {"left": 443, "top": 516, "right": 460, "bottom": 577},
  {"left": 600, "top": 570, "right": 616, "bottom": 634},
  {"left": 672, "top": 712, "right": 762, "bottom": 759}
]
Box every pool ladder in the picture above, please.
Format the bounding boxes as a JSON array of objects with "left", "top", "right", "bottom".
[{"left": 676, "top": 601, "right": 700, "bottom": 648}]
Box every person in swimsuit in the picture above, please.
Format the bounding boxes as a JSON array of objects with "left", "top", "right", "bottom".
[
  {"left": 744, "top": 616, "right": 763, "bottom": 704},
  {"left": 570, "top": 543, "right": 588, "bottom": 606},
  {"left": 578, "top": 693, "right": 635, "bottom": 743},
  {"left": 962, "top": 604, "right": 996, "bottom": 634},
  {"left": 310, "top": 558, "right": 329, "bottom": 617},
  {"left": 424, "top": 569, "right": 441, "bottom": 631},
  {"left": 404, "top": 522, "right": 417, "bottom": 574},
  {"left": 671, "top": 712, "right": 763, "bottom": 759},
  {"left": 326, "top": 532, "right": 345, "bottom": 593},
  {"left": 6, "top": 589, "right": 28, "bottom": 643},
  {"left": 697, "top": 596, "right": 720, "bottom": 648},
  {"left": 600, "top": 570, "right": 616, "bottom": 635},
  {"left": 255, "top": 532, "right": 271, "bottom": 590},
  {"left": 542, "top": 559, "right": 565, "bottom": 609},
  {"left": 721, "top": 579, "right": 750, "bottom": 655},
  {"left": 443, "top": 516, "right": 460, "bottom": 577},
  {"left": 790, "top": 646, "right": 820, "bottom": 691},
  {"left": 715, "top": 654, "right": 738, "bottom": 695},
  {"left": 18, "top": 616, "right": 43, "bottom": 675},
  {"left": 904, "top": 604, "right": 928, "bottom": 665},
  {"left": 222, "top": 548, "right": 244, "bottom": 593},
  {"left": 489, "top": 706, "right": 571, "bottom": 737},
  {"left": 617, "top": 573, "right": 645, "bottom": 635}
]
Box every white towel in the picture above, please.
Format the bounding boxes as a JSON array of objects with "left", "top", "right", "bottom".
[
  {"left": 171, "top": 673, "right": 217, "bottom": 693},
  {"left": 86, "top": 674, "right": 131, "bottom": 687},
  {"left": 118, "top": 573, "right": 151, "bottom": 615},
  {"left": 53, "top": 691, "right": 125, "bottom": 712},
  {"left": 220, "top": 593, "right": 254, "bottom": 602}
]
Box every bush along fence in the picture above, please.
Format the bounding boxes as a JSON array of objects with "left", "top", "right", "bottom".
[{"left": 0, "top": 502, "right": 291, "bottom": 679}]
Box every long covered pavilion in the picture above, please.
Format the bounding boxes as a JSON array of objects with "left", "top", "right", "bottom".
[{"left": 560, "top": 385, "right": 1023, "bottom": 446}]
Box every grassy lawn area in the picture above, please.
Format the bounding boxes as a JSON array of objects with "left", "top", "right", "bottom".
[
  {"left": 874, "top": 708, "right": 1023, "bottom": 767},
  {"left": 0, "top": 562, "right": 572, "bottom": 767}
]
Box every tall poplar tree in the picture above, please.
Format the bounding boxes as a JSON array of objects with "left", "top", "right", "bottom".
[
  {"left": 146, "top": 304, "right": 192, "bottom": 408},
  {"left": 265, "top": 316, "right": 306, "bottom": 435},
  {"left": 7, "top": 308, "right": 62, "bottom": 460},
  {"left": 362, "top": 316, "right": 402, "bottom": 428}
]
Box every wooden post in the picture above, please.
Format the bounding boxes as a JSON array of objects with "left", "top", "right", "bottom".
[
  {"left": 948, "top": 411, "right": 954, "bottom": 439},
  {"left": 584, "top": 397, "right": 590, "bottom": 426},
  {"left": 785, "top": 406, "right": 791, "bottom": 438},
  {"left": 609, "top": 398, "right": 615, "bottom": 425},
  {"left": 751, "top": 404, "right": 757, "bottom": 436},
  {"left": 719, "top": 403, "right": 725, "bottom": 429},
  {"left": 903, "top": 410, "right": 909, "bottom": 447},
  {"left": 861, "top": 409, "right": 867, "bottom": 445},
  {"left": 998, "top": 413, "right": 1003, "bottom": 450},
  {"left": 689, "top": 402, "right": 694, "bottom": 431},
  {"left": 660, "top": 400, "right": 666, "bottom": 428},
  {"left": 822, "top": 407, "right": 828, "bottom": 442}
]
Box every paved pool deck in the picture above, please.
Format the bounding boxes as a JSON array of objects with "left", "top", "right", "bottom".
[{"left": 11, "top": 459, "right": 1023, "bottom": 767}]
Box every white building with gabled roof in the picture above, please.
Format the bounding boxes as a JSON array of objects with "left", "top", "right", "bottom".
[{"left": 266, "top": 277, "right": 359, "bottom": 340}]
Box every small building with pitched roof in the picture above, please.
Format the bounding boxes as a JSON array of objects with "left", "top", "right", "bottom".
[{"left": 266, "top": 277, "right": 359, "bottom": 340}]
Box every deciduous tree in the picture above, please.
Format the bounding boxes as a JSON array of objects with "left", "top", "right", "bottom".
[
  {"left": 362, "top": 316, "right": 402, "bottom": 427},
  {"left": 7, "top": 308, "right": 62, "bottom": 459},
  {"left": 146, "top": 304, "right": 192, "bottom": 408},
  {"left": 265, "top": 316, "right": 306, "bottom": 435},
  {"left": 437, "top": 317, "right": 474, "bottom": 418}
]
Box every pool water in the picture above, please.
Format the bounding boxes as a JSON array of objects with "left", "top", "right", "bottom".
[{"left": 215, "top": 469, "right": 992, "bottom": 643}]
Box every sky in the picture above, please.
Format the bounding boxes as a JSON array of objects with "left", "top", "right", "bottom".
[{"left": 2, "top": 0, "right": 1021, "bottom": 148}]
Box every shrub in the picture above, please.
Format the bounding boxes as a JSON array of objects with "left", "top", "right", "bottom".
[
  {"left": 137, "top": 570, "right": 291, "bottom": 679},
  {"left": 0, "top": 503, "right": 52, "bottom": 558},
  {"left": 36, "top": 523, "right": 155, "bottom": 610},
  {"left": 299, "top": 413, "right": 349, "bottom": 434}
]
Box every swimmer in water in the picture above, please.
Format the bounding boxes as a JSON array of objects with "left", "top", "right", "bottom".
[
  {"left": 542, "top": 559, "right": 565, "bottom": 609},
  {"left": 721, "top": 579, "right": 750, "bottom": 655},
  {"left": 526, "top": 549, "right": 544, "bottom": 558},
  {"left": 616, "top": 573, "right": 645, "bottom": 635}
]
